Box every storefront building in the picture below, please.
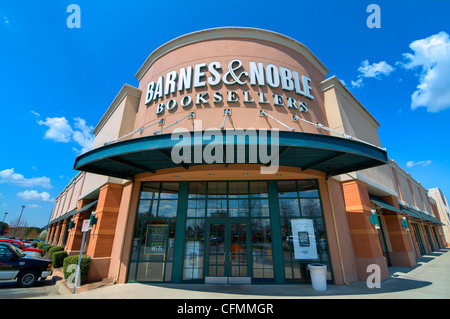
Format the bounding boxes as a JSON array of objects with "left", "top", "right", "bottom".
[{"left": 46, "top": 27, "right": 446, "bottom": 286}]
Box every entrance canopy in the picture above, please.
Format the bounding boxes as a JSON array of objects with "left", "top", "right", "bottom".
[{"left": 73, "top": 130, "right": 388, "bottom": 179}]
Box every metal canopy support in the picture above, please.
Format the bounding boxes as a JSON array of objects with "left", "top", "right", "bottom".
[
  {"left": 301, "top": 152, "right": 346, "bottom": 171},
  {"left": 108, "top": 157, "right": 156, "bottom": 174}
]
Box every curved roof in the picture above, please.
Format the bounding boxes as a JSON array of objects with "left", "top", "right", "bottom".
[
  {"left": 73, "top": 130, "right": 388, "bottom": 180},
  {"left": 135, "top": 27, "right": 329, "bottom": 81}
]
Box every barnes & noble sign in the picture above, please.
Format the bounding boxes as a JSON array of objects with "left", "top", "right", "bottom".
[{"left": 145, "top": 59, "right": 314, "bottom": 115}]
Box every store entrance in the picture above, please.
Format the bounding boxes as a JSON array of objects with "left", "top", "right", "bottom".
[{"left": 205, "top": 219, "right": 251, "bottom": 284}]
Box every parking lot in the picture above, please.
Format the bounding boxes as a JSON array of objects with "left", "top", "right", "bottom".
[{"left": 0, "top": 274, "right": 63, "bottom": 299}]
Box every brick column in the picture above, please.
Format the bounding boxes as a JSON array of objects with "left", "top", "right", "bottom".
[
  {"left": 65, "top": 198, "right": 93, "bottom": 255},
  {"left": 341, "top": 180, "right": 389, "bottom": 281},
  {"left": 381, "top": 196, "right": 416, "bottom": 267},
  {"left": 86, "top": 183, "right": 123, "bottom": 281},
  {"left": 57, "top": 219, "right": 69, "bottom": 247},
  {"left": 46, "top": 224, "right": 54, "bottom": 243}
]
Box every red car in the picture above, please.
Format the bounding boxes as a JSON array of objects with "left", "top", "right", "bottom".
[{"left": 0, "top": 239, "right": 43, "bottom": 256}]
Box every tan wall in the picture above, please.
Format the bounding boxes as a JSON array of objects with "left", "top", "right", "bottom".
[
  {"left": 320, "top": 76, "right": 381, "bottom": 147},
  {"left": 134, "top": 32, "right": 329, "bottom": 138},
  {"left": 93, "top": 85, "right": 141, "bottom": 148}
]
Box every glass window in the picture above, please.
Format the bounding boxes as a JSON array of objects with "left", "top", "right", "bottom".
[
  {"left": 158, "top": 200, "right": 178, "bottom": 218},
  {"left": 188, "top": 182, "right": 206, "bottom": 198},
  {"left": 207, "top": 199, "right": 227, "bottom": 217},
  {"left": 277, "top": 180, "right": 331, "bottom": 283},
  {"left": 279, "top": 198, "right": 300, "bottom": 218},
  {"left": 184, "top": 219, "right": 204, "bottom": 281},
  {"left": 229, "top": 199, "right": 249, "bottom": 217},
  {"left": 250, "top": 199, "right": 270, "bottom": 217},
  {"left": 140, "top": 182, "right": 160, "bottom": 200},
  {"left": 229, "top": 181, "right": 248, "bottom": 198},
  {"left": 128, "top": 182, "right": 179, "bottom": 283},
  {"left": 207, "top": 182, "right": 227, "bottom": 198},
  {"left": 300, "top": 198, "right": 321, "bottom": 217},
  {"left": 297, "top": 180, "right": 319, "bottom": 198},
  {"left": 187, "top": 200, "right": 206, "bottom": 218},
  {"left": 252, "top": 218, "right": 273, "bottom": 281},
  {"left": 277, "top": 181, "right": 297, "bottom": 198},
  {"left": 250, "top": 181, "right": 268, "bottom": 198}
]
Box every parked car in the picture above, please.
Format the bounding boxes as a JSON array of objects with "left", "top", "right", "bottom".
[
  {"left": 19, "top": 238, "right": 33, "bottom": 248},
  {"left": 0, "top": 242, "right": 52, "bottom": 288},
  {"left": 0, "top": 239, "right": 43, "bottom": 257}
]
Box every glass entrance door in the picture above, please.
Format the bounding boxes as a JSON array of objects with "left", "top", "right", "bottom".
[{"left": 205, "top": 220, "right": 250, "bottom": 284}]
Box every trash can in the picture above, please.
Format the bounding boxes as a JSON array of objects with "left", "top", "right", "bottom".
[{"left": 307, "top": 263, "right": 327, "bottom": 291}]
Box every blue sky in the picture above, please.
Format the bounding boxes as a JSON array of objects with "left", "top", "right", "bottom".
[{"left": 1, "top": 0, "right": 449, "bottom": 228}]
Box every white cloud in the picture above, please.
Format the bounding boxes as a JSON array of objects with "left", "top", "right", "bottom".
[
  {"left": 358, "top": 60, "right": 394, "bottom": 78},
  {"left": 0, "top": 168, "right": 52, "bottom": 189},
  {"left": 72, "top": 117, "right": 94, "bottom": 154},
  {"left": 351, "top": 78, "right": 363, "bottom": 88},
  {"left": 38, "top": 116, "right": 94, "bottom": 154},
  {"left": 400, "top": 31, "right": 450, "bottom": 112},
  {"left": 30, "top": 110, "right": 40, "bottom": 117},
  {"left": 38, "top": 117, "right": 73, "bottom": 142},
  {"left": 16, "top": 190, "right": 54, "bottom": 203},
  {"left": 406, "top": 160, "right": 432, "bottom": 168},
  {"left": 351, "top": 60, "right": 394, "bottom": 88}
]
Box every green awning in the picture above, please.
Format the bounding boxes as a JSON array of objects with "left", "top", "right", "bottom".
[
  {"left": 369, "top": 195, "right": 403, "bottom": 214},
  {"left": 49, "top": 208, "right": 77, "bottom": 225},
  {"left": 400, "top": 205, "right": 444, "bottom": 225},
  {"left": 73, "top": 130, "right": 388, "bottom": 179},
  {"left": 77, "top": 200, "right": 98, "bottom": 214},
  {"left": 49, "top": 200, "right": 98, "bottom": 225}
]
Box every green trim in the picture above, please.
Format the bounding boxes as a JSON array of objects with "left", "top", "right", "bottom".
[
  {"left": 73, "top": 130, "right": 388, "bottom": 179},
  {"left": 369, "top": 196, "right": 403, "bottom": 215},
  {"left": 268, "top": 180, "right": 285, "bottom": 284},
  {"left": 172, "top": 182, "right": 188, "bottom": 283}
]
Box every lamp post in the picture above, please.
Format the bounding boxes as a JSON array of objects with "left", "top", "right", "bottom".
[{"left": 13, "top": 206, "right": 26, "bottom": 238}]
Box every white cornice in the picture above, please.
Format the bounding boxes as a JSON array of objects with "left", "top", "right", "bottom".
[
  {"left": 320, "top": 75, "right": 380, "bottom": 128},
  {"left": 134, "top": 27, "right": 330, "bottom": 81}
]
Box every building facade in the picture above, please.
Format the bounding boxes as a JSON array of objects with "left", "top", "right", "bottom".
[{"left": 46, "top": 27, "right": 446, "bottom": 285}]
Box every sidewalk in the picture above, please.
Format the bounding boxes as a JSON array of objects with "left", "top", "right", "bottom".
[{"left": 40, "top": 248, "right": 450, "bottom": 299}]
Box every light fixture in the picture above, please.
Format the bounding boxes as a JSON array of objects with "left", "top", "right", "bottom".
[
  {"left": 369, "top": 209, "right": 380, "bottom": 229},
  {"left": 242, "top": 173, "right": 248, "bottom": 176},
  {"left": 401, "top": 216, "right": 410, "bottom": 231},
  {"left": 208, "top": 173, "right": 215, "bottom": 176}
]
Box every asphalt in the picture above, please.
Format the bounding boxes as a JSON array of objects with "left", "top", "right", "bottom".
[{"left": 36, "top": 248, "right": 450, "bottom": 299}]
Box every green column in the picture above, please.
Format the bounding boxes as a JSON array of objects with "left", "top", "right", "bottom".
[
  {"left": 172, "top": 181, "right": 188, "bottom": 283},
  {"left": 268, "top": 180, "right": 285, "bottom": 284}
]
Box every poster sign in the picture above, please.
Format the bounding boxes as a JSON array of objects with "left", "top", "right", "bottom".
[
  {"left": 144, "top": 224, "right": 168, "bottom": 255},
  {"left": 291, "top": 219, "right": 318, "bottom": 260},
  {"left": 81, "top": 220, "right": 90, "bottom": 232}
]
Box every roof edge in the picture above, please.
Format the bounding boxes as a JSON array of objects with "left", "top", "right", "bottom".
[{"left": 134, "top": 27, "right": 330, "bottom": 81}]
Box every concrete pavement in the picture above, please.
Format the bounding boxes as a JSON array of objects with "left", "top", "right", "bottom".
[{"left": 37, "top": 248, "right": 450, "bottom": 299}]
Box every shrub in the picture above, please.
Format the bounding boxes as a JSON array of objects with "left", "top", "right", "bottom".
[
  {"left": 52, "top": 251, "right": 68, "bottom": 268},
  {"left": 48, "top": 246, "right": 65, "bottom": 259},
  {"left": 43, "top": 245, "right": 53, "bottom": 255},
  {"left": 32, "top": 242, "right": 38, "bottom": 248},
  {"left": 63, "top": 255, "right": 92, "bottom": 284},
  {"left": 37, "top": 242, "right": 48, "bottom": 250}
]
